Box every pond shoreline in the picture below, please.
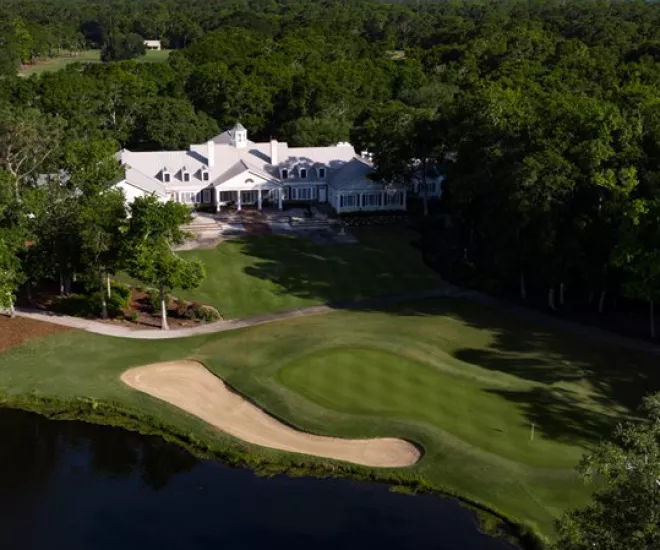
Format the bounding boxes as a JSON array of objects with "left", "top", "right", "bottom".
[{"left": 0, "top": 392, "right": 544, "bottom": 550}]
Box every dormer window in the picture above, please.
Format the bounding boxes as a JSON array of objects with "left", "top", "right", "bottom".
[
  {"left": 318, "top": 167, "right": 326, "bottom": 179},
  {"left": 182, "top": 168, "right": 190, "bottom": 182},
  {"left": 300, "top": 168, "right": 307, "bottom": 179},
  {"left": 162, "top": 169, "right": 171, "bottom": 183},
  {"left": 281, "top": 168, "right": 289, "bottom": 180},
  {"left": 201, "top": 169, "right": 210, "bottom": 182}
]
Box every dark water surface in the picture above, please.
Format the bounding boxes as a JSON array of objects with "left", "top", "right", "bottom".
[{"left": 0, "top": 408, "right": 518, "bottom": 550}]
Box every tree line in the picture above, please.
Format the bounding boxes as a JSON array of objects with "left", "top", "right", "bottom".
[{"left": 2, "top": 0, "right": 660, "bottom": 334}]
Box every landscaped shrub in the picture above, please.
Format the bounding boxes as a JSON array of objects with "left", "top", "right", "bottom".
[
  {"left": 53, "top": 294, "right": 98, "bottom": 317},
  {"left": 54, "top": 292, "right": 129, "bottom": 319},
  {"left": 173, "top": 297, "right": 190, "bottom": 317},
  {"left": 145, "top": 289, "right": 173, "bottom": 313},
  {"left": 109, "top": 282, "right": 131, "bottom": 308},
  {"left": 125, "top": 310, "right": 139, "bottom": 322},
  {"left": 338, "top": 212, "right": 409, "bottom": 227},
  {"left": 187, "top": 303, "right": 221, "bottom": 322},
  {"left": 105, "top": 292, "right": 129, "bottom": 317},
  {"left": 199, "top": 305, "right": 221, "bottom": 322}
]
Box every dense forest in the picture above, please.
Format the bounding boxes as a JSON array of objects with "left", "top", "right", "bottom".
[{"left": 3, "top": 0, "right": 660, "bottom": 336}]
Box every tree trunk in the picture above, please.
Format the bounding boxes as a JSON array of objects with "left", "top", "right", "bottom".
[
  {"left": 559, "top": 282, "right": 565, "bottom": 307},
  {"left": 106, "top": 275, "right": 111, "bottom": 298},
  {"left": 598, "top": 288, "right": 607, "bottom": 314},
  {"left": 519, "top": 272, "right": 527, "bottom": 300},
  {"left": 59, "top": 269, "right": 65, "bottom": 295},
  {"left": 651, "top": 300, "right": 656, "bottom": 340},
  {"left": 99, "top": 272, "right": 108, "bottom": 320},
  {"left": 548, "top": 287, "right": 556, "bottom": 311},
  {"left": 8, "top": 296, "right": 15, "bottom": 318},
  {"left": 160, "top": 285, "right": 169, "bottom": 330}
]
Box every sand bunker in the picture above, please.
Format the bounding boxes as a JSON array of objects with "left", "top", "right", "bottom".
[{"left": 121, "top": 361, "right": 420, "bottom": 468}]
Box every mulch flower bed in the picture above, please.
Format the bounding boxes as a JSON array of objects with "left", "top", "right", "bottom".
[
  {"left": 17, "top": 282, "right": 222, "bottom": 330},
  {"left": 0, "top": 315, "right": 72, "bottom": 353}
]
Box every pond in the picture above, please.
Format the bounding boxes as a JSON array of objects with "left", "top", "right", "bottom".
[{"left": 0, "top": 408, "right": 519, "bottom": 550}]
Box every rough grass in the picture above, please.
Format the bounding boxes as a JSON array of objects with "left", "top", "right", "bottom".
[
  {"left": 175, "top": 227, "right": 443, "bottom": 318},
  {"left": 18, "top": 49, "right": 171, "bottom": 77},
  {"left": 1, "top": 297, "right": 657, "bottom": 542}
]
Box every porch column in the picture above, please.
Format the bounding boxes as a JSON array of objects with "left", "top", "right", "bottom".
[
  {"left": 237, "top": 190, "right": 242, "bottom": 211},
  {"left": 258, "top": 188, "right": 262, "bottom": 211},
  {"left": 278, "top": 189, "right": 283, "bottom": 210},
  {"left": 216, "top": 188, "right": 221, "bottom": 212},
  {"left": 381, "top": 191, "right": 385, "bottom": 209},
  {"left": 402, "top": 189, "right": 407, "bottom": 210}
]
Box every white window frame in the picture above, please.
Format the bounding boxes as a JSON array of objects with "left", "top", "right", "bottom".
[
  {"left": 163, "top": 171, "right": 171, "bottom": 183},
  {"left": 385, "top": 192, "right": 403, "bottom": 206},
  {"left": 300, "top": 168, "right": 307, "bottom": 179},
  {"left": 202, "top": 170, "right": 210, "bottom": 182},
  {"left": 183, "top": 171, "right": 190, "bottom": 182},
  {"left": 281, "top": 169, "right": 289, "bottom": 180},
  {"left": 318, "top": 167, "right": 326, "bottom": 179},
  {"left": 220, "top": 191, "right": 235, "bottom": 203},
  {"left": 340, "top": 194, "right": 357, "bottom": 208},
  {"left": 293, "top": 186, "right": 315, "bottom": 201},
  {"left": 362, "top": 193, "right": 382, "bottom": 207}
]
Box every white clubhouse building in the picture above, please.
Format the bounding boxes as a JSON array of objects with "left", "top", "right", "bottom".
[{"left": 116, "top": 123, "right": 410, "bottom": 214}]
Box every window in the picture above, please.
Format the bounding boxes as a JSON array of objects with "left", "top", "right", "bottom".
[
  {"left": 245, "top": 179, "right": 254, "bottom": 186},
  {"left": 163, "top": 171, "right": 171, "bottom": 183},
  {"left": 293, "top": 187, "right": 315, "bottom": 200},
  {"left": 202, "top": 189, "right": 211, "bottom": 203},
  {"left": 300, "top": 168, "right": 307, "bottom": 179},
  {"left": 202, "top": 170, "right": 210, "bottom": 182},
  {"left": 281, "top": 169, "right": 289, "bottom": 180},
  {"left": 318, "top": 167, "right": 326, "bottom": 179},
  {"left": 179, "top": 191, "right": 196, "bottom": 204},
  {"left": 340, "top": 194, "right": 358, "bottom": 208},
  {"left": 385, "top": 192, "right": 403, "bottom": 206},
  {"left": 183, "top": 171, "right": 190, "bottom": 182},
  {"left": 362, "top": 193, "right": 383, "bottom": 207}
]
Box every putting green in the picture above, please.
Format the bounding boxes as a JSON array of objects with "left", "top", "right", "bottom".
[{"left": 277, "top": 347, "right": 586, "bottom": 469}]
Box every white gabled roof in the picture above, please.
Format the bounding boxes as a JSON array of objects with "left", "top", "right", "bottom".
[{"left": 118, "top": 125, "right": 376, "bottom": 192}]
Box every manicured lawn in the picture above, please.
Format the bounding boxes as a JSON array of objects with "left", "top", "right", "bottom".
[
  {"left": 2, "top": 297, "right": 658, "bottom": 540},
  {"left": 19, "top": 50, "right": 101, "bottom": 77},
  {"left": 175, "top": 227, "right": 443, "bottom": 318},
  {"left": 18, "top": 49, "right": 171, "bottom": 77}
]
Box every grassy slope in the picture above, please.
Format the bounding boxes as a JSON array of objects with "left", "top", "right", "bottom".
[
  {"left": 18, "top": 49, "right": 171, "bottom": 77},
  {"left": 2, "top": 298, "right": 657, "bottom": 539},
  {"left": 176, "top": 228, "right": 443, "bottom": 318}
]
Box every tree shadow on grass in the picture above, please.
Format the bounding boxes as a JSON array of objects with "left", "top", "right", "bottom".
[
  {"left": 239, "top": 229, "right": 442, "bottom": 305},
  {"left": 237, "top": 230, "right": 660, "bottom": 450},
  {"left": 392, "top": 299, "right": 656, "bottom": 447},
  {"left": 487, "top": 387, "right": 631, "bottom": 448}
]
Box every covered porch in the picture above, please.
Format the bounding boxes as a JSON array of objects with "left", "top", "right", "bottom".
[{"left": 215, "top": 187, "right": 283, "bottom": 212}]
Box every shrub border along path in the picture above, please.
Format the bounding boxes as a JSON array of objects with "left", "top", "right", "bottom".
[{"left": 14, "top": 284, "right": 660, "bottom": 358}]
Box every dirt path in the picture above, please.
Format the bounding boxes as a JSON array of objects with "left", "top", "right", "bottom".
[{"left": 121, "top": 360, "right": 420, "bottom": 468}]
